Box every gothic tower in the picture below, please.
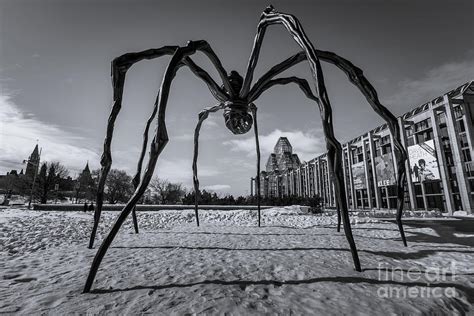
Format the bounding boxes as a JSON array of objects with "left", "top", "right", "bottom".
[{"left": 25, "top": 144, "right": 40, "bottom": 178}]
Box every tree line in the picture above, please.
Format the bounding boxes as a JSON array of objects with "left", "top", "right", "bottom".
[{"left": 1, "top": 160, "right": 320, "bottom": 209}]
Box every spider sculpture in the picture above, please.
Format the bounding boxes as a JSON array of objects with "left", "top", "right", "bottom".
[{"left": 84, "top": 5, "right": 408, "bottom": 293}]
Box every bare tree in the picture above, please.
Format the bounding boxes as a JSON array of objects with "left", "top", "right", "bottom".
[
  {"left": 37, "top": 161, "right": 70, "bottom": 203},
  {"left": 105, "top": 169, "right": 134, "bottom": 204},
  {"left": 149, "top": 177, "right": 185, "bottom": 204}
]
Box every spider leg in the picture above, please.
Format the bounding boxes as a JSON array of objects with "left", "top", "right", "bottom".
[
  {"left": 316, "top": 49, "right": 413, "bottom": 246},
  {"left": 195, "top": 44, "right": 235, "bottom": 97},
  {"left": 134, "top": 59, "right": 228, "bottom": 192},
  {"left": 89, "top": 50, "right": 230, "bottom": 248},
  {"left": 183, "top": 58, "right": 228, "bottom": 102},
  {"left": 250, "top": 49, "right": 408, "bottom": 246},
  {"left": 336, "top": 200, "right": 341, "bottom": 232},
  {"left": 249, "top": 104, "right": 262, "bottom": 227},
  {"left": 89, "top": 46, "right": 178, "bottom": 249},
  {"left": 84, "top": 41, "right": 218, "bottom": 293},
  {"left": 192, "top": 103, "right": 226, "bottom": 227},
  {"left": 311, "top": 50, "right": 408, "bottom": 246},
  {"left": 248, "top": 52, "right": 306, "bottom": 100},
  {"left": 250, "top": 71, "right": 360, "bottom": 271}
]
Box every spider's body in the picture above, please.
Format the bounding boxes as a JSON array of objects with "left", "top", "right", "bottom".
[
  {"left": 84, "top": 5, "right": 408, "bottom": 293},
  {"left": 220, "top": 71, "right": 254, "bottom": 135}
]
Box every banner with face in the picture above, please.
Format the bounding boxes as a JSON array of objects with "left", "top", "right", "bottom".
[
  {"left": 408, "top": 140, "right": 440, "bottom": 183},
  {"left": 375, "top": 153, "right": 396, "bottom": 187}
]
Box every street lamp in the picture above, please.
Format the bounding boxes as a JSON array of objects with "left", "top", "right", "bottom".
[{"left": 54, "top": 183, "right": 59, "bottom": 204}]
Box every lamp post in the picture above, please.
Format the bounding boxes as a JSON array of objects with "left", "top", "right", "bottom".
[
  {"left": 54, "top": 183, "right": 59, "bottom": 204},
  {"left": 74, "top": 181, "right": 80, "bottom": 204}
]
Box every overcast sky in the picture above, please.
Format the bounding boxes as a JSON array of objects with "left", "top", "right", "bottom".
[{"left": 1, "top": 0, "right": 473, "bottom": 195}]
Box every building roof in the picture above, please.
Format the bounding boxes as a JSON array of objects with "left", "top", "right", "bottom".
[{"left": 349, "top": 81, "right": 474, "bottom": 145}]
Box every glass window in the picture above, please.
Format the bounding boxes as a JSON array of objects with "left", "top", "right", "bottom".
[
  {"left": 416, "top": 197, "right": 425, "bottom": 209},
  {"left": 453, "top": 105, "right": 464, "bottom": 119},
  {"left": 424, "top": 181, "right": 442, "bottom": 194},
  {"left": 438, "top": 113, "right": 446, "bottom": 125},
  {"left": 416, "top": 133, "right": 425, "bottom": 144},
  {"left": 414, "top": 184, "right": 422, "bottom": 195},
  {"left": 460, "top": 134, "right": 469, "bottom": 148},
  {"left": 414, "top": 118, "right": 431, "bottom": 132},
  {"left": 457, "top": 119, "right": 465, "bottom": 132},
  {"left": 425, "top": 130, "right": 433, "bottom": 141},
  {"left": 462, "top": 149, "right": 472, "bottom": 162},
  {"left": 466, "top": 162, "right": 474, "bottom": 177},
  {"left": 427, "top": 195, "right": 443, "bottom": 210}
]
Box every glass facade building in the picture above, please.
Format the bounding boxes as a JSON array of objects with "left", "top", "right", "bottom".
[{"left": 251, "top": 81, "right": 474, "bottom": 214}]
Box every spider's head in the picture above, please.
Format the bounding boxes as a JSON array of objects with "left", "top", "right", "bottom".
[{"left": 223, "top": 100, "right": 253, "bottom": 135}]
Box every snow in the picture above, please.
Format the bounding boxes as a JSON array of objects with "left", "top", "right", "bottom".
[
  {"left": 1, "top": 206, "right": 473, "bottom": 314},
  {"left": 453, "top": 210, "right": 474, "bottom": 218}
]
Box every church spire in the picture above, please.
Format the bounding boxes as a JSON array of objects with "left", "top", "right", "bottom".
[
  {"left": 84, "top": 161, "right": 90, "bottom": 174},
  {"left": 30, "top": 144, "right": 40, "bottom": 160},
  {"left": 25, "top": 144, "right": 41, "bottom": 178}
]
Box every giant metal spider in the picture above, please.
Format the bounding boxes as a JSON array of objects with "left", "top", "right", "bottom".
[{"left": 84, "top": 5, "right": 408, "bottom": 293}]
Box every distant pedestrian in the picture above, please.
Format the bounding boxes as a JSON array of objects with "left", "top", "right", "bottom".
[
  {"left": 83, "top": 202, "right": 88, "bottom": 212},
  {"left": 88, "top": 202, "right": 95, "bottom": 212},
  {"left": 413, "top": 164, "right": 419, "bottom": 181}
]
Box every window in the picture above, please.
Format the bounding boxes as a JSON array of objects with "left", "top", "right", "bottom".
[
  {"left": 416, "top": 197, "right": 425, "bottom": 209},
  {"left": 352, "top": 146, "right": 363, "bottom": 164},
  {"left": 427, "top": 195, "right": 443, "bottom": 210},
  {"left": 424, "top": 181, "right": 442, "bottom": 194},
  {"left": 462, "top": 149, "right": 472, "bottom": 162},
  {"left": 453, "top": 105, "right": 464, "bottom": 119},
  {"left": 380, "top": 135, "right": 391, "bottom": 145},
  {"left": 414, "top": 184, "right": 422, "bottom": 195},
  {"left": 466, "top": 162, "right": 474, "bottom": 177},
  {"left": 456, "top": 119, "right": 465, "bottom": 133},
  {"left": 438, "top": 113, "right": 446, "bottom": 125},
  {"left": 460, "top": 134, "right": 469, "bottom": 148},
  {"left": 414, "top": 118, "right": 431, "bottom": 133},
  {"left": 416, "top": 130, "right": 433, "bottom": 143}
]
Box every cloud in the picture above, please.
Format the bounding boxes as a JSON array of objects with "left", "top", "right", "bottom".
[
  {"left": 0, "top": 91, "right": 99, "bottom": 175},
  {"left": 204, "top": 116, "right": 219, "bottom": 128},
  {"left": 153, "top": 158, "right": 221, "bottom": 185},
  {"left": 174, "top": 115, "right": 224, "bottom": 142},
  {"left": 202, "top": 184, "right": 231, "bottom": 191},
  {"left": 0, "top": 85, "right": 223, "bottom": 183},
  {"left": 222, "top": 129, "right": 325, "bottom": 162},
  {"left": 386, "top": 58, "right": 474, "bottom": 108},
  {"left": 175, "top": 133, "right": 194, "bottom": 141}
]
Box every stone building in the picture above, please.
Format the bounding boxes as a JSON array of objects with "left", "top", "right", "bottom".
[
  {"left": 251, "top": 137, "right": 301, "bottom": 198},
  {"left": 0, "top": 144, "right": 40, "bottom": 195}
]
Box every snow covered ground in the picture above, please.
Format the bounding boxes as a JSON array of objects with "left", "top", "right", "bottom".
[{"left": 1, "top": 207, "right": 473, "bottom": 314}]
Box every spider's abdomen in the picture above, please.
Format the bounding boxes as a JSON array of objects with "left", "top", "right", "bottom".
[{"left": 223, "top": 101, "right": 253, "bottom": 135}]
